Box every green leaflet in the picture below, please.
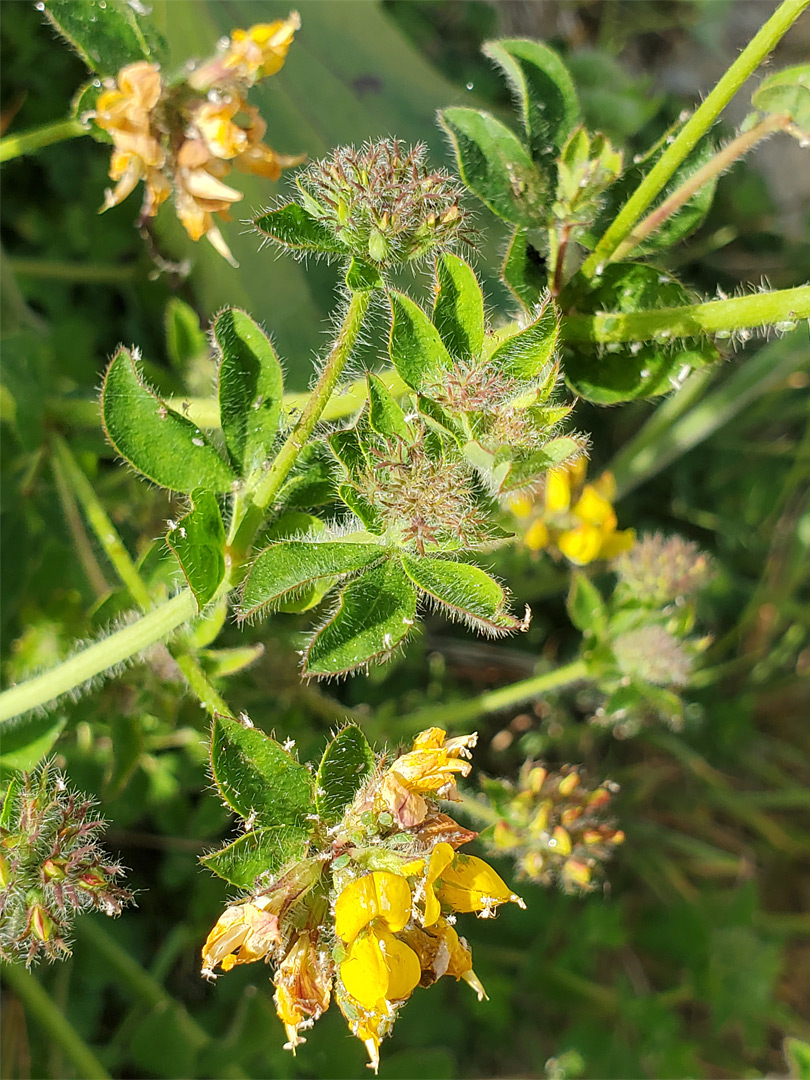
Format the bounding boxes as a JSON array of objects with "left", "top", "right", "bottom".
[
  {"left": 367, "top": 373, "right": 410, "bottom": 441},
  {"left": 346, "top": 258, "right": 384, "bottom": 292},
  {"left": 165, "top": 489, "right": 226, "bottom": 610},
  {"left": 304, "top": 558, "right": 417, "bottom": 678},
  {"left": 239, "top": 541, "right": 385, "bottom": 619},
  {"left": 338, "top": 485, "right": 385, "bottom": 534},
  {"left": 210, "top": 714, "right": 314, "bottom": 827},
  {"left": 0, "top": 714, "right": 66, "bottom": 779},
  {"left": 316, "top": 725, "right": 376, "bottom": 824},
  {"left": 489, "top": 296, "right": 559, "bottom": 381},
  {"left": 275, "top": 441, "right": 336, "bottom": 510},
  {"left": 567, "top": 572, "right": 609, "bottom": 638},
  {"left": 433, "top": 253, "right": 485, "bottom": 363},
  {"left": 164, "top": 297, "right": 208, "bottom": 373},
  {"left": 215, "top": 308, "right": 284, "bottom": 478},
  {"left": 751, "top": 64, "right": 810, "bottom": 136},
  {"left": 440, "top": 107, "right": 548, "bottom": 227},
  {"left": 101, "top": 347, "right": 237, "bottom": 493},
  {"left": 253, "top": 204, "right": 345, "bottom": 254},
  {"left": 388, "top": 291, "right": 454, "bottom": 392},
  {"left": 503, "top": 228, "right": 548, "bottom": 309},
  {"left": 200, "top": 824, "right": 311, "bottom": 889},
  {"left": 400, "top": 554, "right": 522, "bottom": 636},
  {"left": 42, "top": 0, "right": 166, "bottom": 76}
]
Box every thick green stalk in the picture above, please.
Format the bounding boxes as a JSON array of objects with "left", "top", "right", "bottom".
[
  {"left": 580, "top": 0, "right": 810, "bottom": 276},
  {"left": 0, "top": 590, "right": 196, "bottom": 722},
  {"left": 563, "top": 285, "right": 810, "bottom": 345},
  {"left": 230, "top": 286, "right": 374, "bottom": 558},
  {"left": 0, "top": 117, "right": 85, "bottom": 163},
  {"left": 395, "top": 659, "right": 589, "bottom": 733},
  {"left": 0, "top": 963, "right": 110, "bottom": 1080}
]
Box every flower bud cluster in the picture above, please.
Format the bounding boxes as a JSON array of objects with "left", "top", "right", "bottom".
[
  {"left": 295, "top": 140, "right": 471, "bottom": 267},
  {"left": 614, "top": 532, "right": 714, "bottom": 607},
  {"left": 93, "top": 13, "right": 302, "bottom": 263},
  {"left": 201, "top": 728, "right": 524, "bottom": 1072},
  {"left": 0, "top": 761, "right": 132, "bottom": 965},
  {"left": 478, "top": 762, "right": 624, "bottom": 893}
]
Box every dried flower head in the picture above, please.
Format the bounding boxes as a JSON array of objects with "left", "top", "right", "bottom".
[
  {"left": 293, "top": 140, "right": 471, "bottom": 267},
  {"left": 478, "top": 763, "right": 624, "bottom": 893},
  {"left": 201, "top": 727, "right": 523, "bottom": 1072},
  {"left": 614, "top": 532, "right": 714, "bottom": 606},
  {"left": 0, "top": 761, "right": 133, "bottom": 966}
]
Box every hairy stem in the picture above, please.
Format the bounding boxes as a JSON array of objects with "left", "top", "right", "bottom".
[
  {"left": 0, "top": 963, "right": 110, "bottom": 1080},
  {"left": 0, "top": 590, "right": 196, "bottom": 722},
  {"left": 613, "top": 113, "right": 790, "bottom": 260},
  {"left": 563, "top": 285, "right": 810, "bottom": 345},
  {"left": 0, "top": 117, "right": 86, "bottom": 163},
  {"left": 580, "top": 0, "right": 810, "bottom": 276},
  {"left": 50, "top": 448, "right": 110, "bottom": 599}
]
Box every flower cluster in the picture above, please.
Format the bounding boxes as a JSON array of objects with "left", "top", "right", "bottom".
[
  {"left": 478, "top": 762, "right": 624, "bottom": 892},
  {"left": 201, "top": 727, "right": 523, "bottom": 1072},
  {"left": 94, "top": 13, "right": 302, "bottom": 264},
  {"left": 509, "top": 459, "right": 634, "bottom": 565},
  {"left": 614, "top": 532, "right": 714, "bottom": 607},
  {"left": 0, "top": 761, "right": 132, "bottom": 965}
]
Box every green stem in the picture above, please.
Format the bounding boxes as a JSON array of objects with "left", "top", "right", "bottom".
[
  {"left": 613, "top": 113, "right": 789, "bottom": 260},
  {"left": 8, "top": 257, "right": 137, "bottom": 284},
  {"left": 50, "top": 448, "right": 111, "bottom": 599},
  {"left": 396, "top": 658, "right": 589, "bottom": 733},
  {"left": 563, "top": 285, "right": 810, "bottom": 345},
  {"left": 0, "top": 962, "right": 110, "bottom": 1080},
  {"left": 0, "top": 117, "right": 86, "bottom": 163},
  {"left": 0, "top": 590, "right": 196, "bottom": 722},
  {"left": 230, "top": 287, "right": 374, "bottom": 558},
  {"left": 580, "top": 0, "right": 810, "bottom": 276},
  {"left": 171, "top": 649, "right": 231, "bottom": 716}
]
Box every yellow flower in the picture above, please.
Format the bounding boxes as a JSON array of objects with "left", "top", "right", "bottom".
[
  {"left": 420, "top": 842, "right": 455, "bottom": 926},
  {"left": 340, "top": 924, "right": 421, "bottom": 1011},
  {"left": 334, "top": 871, "right": 412, "bottom": 944},
  {"left": 399, "top": 917, "right": 488, "bottom": 1001},
  {"left": 173, "top": 139, "right": 244, "bottom": 266},
  {"left": 273, "top": 932, "right": 331, "bottom": 1052},
  {"left": 431, "top": 845, "right": 525, "bottom": 917},
  {"left": 200, "top": 895, "right": 282, "bottom": 978},
  {"left": 224, "top": 12, "right": 301, "bottom": 82},
  {"left": 377, "top": 728, "right": 477, "bottom": 827}
]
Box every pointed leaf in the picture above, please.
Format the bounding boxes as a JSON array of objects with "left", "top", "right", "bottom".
[
  {"left": 489, "top": 295, "right": 559, "bottom": 381},
  {"left": 484, "top": 39, "right": 579, "bottom": 164},
  {"left": 0, "top": 714, "right": 66, "bottom": 777},
  {"left": 338, "top": 484, "right": 385, "bottom": 534},
  {"left": 346, "top": 258, "right": 384, "bottom": 292},
  {"left": 367, "top": 373, "right": 410, "bottom": 440},
  {"left": 433, "top": 253, "right": 485, "bottom": 363},
  {"left": 400, "top": 554, "right": 522, "bottom": 635},
  {"left": 201, "top": 824, "right": 311, "bottom": 888},
  {"left": 42, "top": 0, "right": 166, "bottom": 76},
  {"left": 503, "top": 228, "right": 547, "bottom": 309},
  {"left": 567, "top": 572, "right": 608, "bottom": 637},
  {"left": 330, "top": 427, "right": 368, "bottom": 477},
  {"left": 210, "top": 713, "right": 314, "bottom": 827},
  {"left": 316, "top": 725, "right": 376, "bottom": 824},
  {"left": 101, "top": 348, "right": 237, "bottom": 492},
  {"left": 165, "top": 298, "right": 208, "bottom": 372},
  {"left": 502, "top": 438, "right": 582, "bottom": 492},
  {"left": 751, "top": 64, "right": 810, "bottom": 136},
  {"left": 304, "top": 559, "right": 417, "bottom": 678},
  {"left": 388, "top": 291, "right": 453, "bottom": 392},
  {"left": 165, "top": 490, "right": 226, "bottom": 609},
  {"left": 276, "top": 441, "right": 336, "bottom": 509},
  {"left": 254, "top": 204, "right": 345, "bottom": 253},
  {"left": 215, "top": 309, "right": 283, "bottom": 478},
  {"left": 200, "top": 644, "right": 265, "bottom": 679},
  {"left": 440, "top": 107, "right": 549, "bottom": 227},
  {"left": 240, "top": 541, "right": 384, "bottom": 619}
]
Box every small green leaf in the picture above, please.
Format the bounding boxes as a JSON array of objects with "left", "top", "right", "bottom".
[
  {"left": 489, "top": 295, "right": 559, "bottom": 381},
  {"left": 101, "top": 347, "right": 237, "bottom": 492},
  {"left": 0, "top": 714, "right": 66, "bottom": 776},
  {"left": 239, "top": 541, "right": 384, "bottom": 619},
  {"left": 338, "top": 484, "right": 385, "bottom": 534},
  {"left": 400, "top": 554, "right": 522, "bottom": 635},
  {"left": 483, "top": 39, "right": 579, "bottom": 165},
  {"left": 367, "top": 373, "right": 410, "bottom": 440},
  {"left": 215, "top": 309, "right": 284, "bottom": 478},
  {"left": 316, "top": 725, "right": 376, "bottom": 824},
  {"left": 42, "top": 0, "right": 166, "bottom": 76},
  {"left": 346, "top": 258, "right": 384, "bottom": 292},
  {"left": 330, "top": 427, "right": 368, "bottom": 477},
  {"left": 567, "top": 572, "right": 608, "bottom": 637},
  {"left": 463, "top": 440, "right": 512, "bottom": 494},
  {"left": 440, "top": 107, "right": 549, "bottom": 227},
  {"left": 210, "top": 713, "right": 314, "bottom": 826},
  {"left": 276, "top": 441, "right": 336, "bottom": 509},
  {"left": 199, "top": 644, "right": 265, "bottom": 679},
  {"left": 433, "top": 253, "right": 485, "bottom": 363},
  {"left": 201, "top": 824, "right": 311, "bottom": 888},
  {"left": 165, "top": 490, "right": 226, "bottom": 609},
  {"left": 1, "top": 777, "right": 21, "bottom": 828},
  {"left": 500, "top": 437, "right": 582, "bottom": 492},
  {"left": 164, "top": 298, "right": 208, "bottom": 373},
  {"left": 388, "top": 292, "right": 453, "bottom": 392},
  {"left": 304, "top": 559, "right": 417, "bottom": 678},
  {"left": 254, "top": 204, "right": 345, "bottom": 253},
  {"left": 503, "top": 228, "right": 547, "bottom": 309},
  {"left": 752, "top": 64, "right": 810, "bottom": 137},
  {"left": 263, "top": 512, "right": 330, "bottom": 613}
]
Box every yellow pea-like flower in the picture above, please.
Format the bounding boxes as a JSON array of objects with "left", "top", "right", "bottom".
[
  {"left": 340, "top": 924, "right": 421, "bottom": 1011},
  {"left": 334, "top": 871, "right": 412, "bottom": 944},
  {"left": 435, "top": 851, "right": 525, "bottom": 916}
]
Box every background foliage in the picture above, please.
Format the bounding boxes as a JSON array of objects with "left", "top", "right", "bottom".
[{"left": 1, "top": 1, "right": 809, "bottom": 1078}]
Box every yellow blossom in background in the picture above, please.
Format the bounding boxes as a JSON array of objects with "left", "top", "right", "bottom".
[
  {"left": 510, "top": 460, "right": 634, "bottom": 565},
  {"left": 93, "top": 15, "right": 302, "bottom": 264}
]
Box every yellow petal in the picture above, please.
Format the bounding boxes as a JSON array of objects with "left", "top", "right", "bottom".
[
  {"left": 422, "top": 842, "right": 455, "bottom": 927},
  {"left": 557, "top": 524, "right": 603, "bottom": 565},
  {"left": 335, "top": 872, "right": 412, "bottom": 944},
  {"left": 339, "top": 925, "right": 420, "bottom": 1011},
  {"left": 523, "top": 518, "right": 549, "bottom": 552},
  {"left": 598, "top": 528, "right": 635, "bottom": 560},
  {"left": 545, "top": 468, "right": 571, "bottom": 514},
  {"left": 572, "top": 485, "right": 616, "bottom": 529},
  {"left": 436, "top": 852, "right": 524, "bottom": 915}
]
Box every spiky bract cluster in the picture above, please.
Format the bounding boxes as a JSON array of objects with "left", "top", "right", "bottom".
[
  {"left": 614, "top": 532, "right": 714, "bottom": 606},
  {"left": 0, "top": 761, "right": 132, "bottom": 965},
  {"left": 297, "top": 140, "right": 471, "bottom": 267},
  {"left": 479, "top": 762, "right": 624, "bottom": 892}
]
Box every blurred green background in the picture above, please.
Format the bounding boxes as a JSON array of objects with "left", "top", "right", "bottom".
[{"left": 1, "top": 2, "right": 809, "bottom": 1078}]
